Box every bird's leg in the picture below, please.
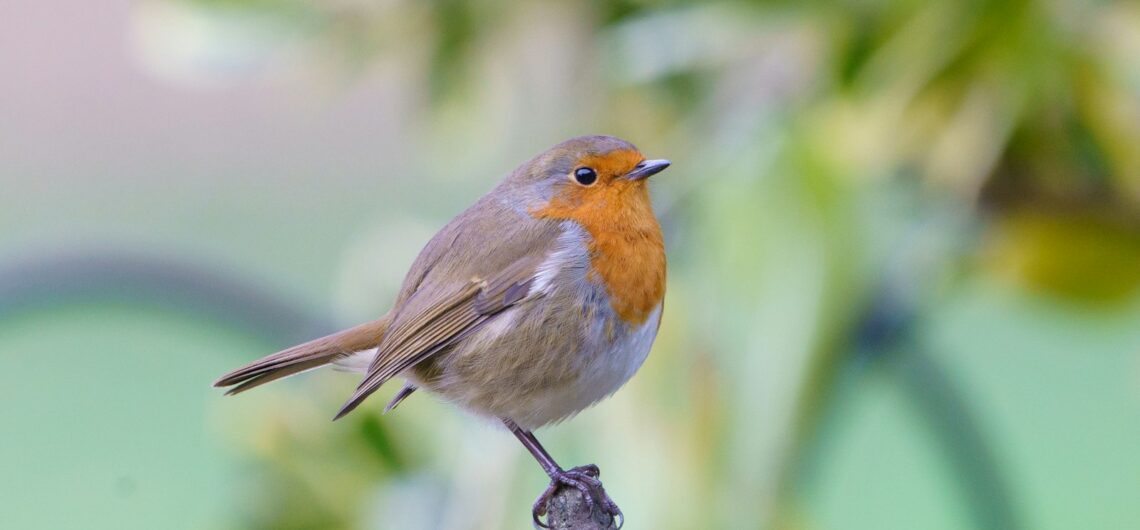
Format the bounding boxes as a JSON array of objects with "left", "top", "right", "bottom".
[{"left": 503, "top": 418, "right": 623, "bottom": 528}]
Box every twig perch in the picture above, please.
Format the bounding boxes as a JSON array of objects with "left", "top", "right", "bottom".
[{"left": 543, "top": 484, "right": 620, "bottom": 530}]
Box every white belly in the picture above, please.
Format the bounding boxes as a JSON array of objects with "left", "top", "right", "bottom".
[{"left": 512, "top": 303, "right": 662, "bottom": 428}]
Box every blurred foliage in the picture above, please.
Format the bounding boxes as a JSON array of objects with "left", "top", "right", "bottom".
[{"left": 4, "top": 0, "right": 1140, "bottom": 528}]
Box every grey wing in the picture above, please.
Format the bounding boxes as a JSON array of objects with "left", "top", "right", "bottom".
[{"left": 333, "top": 206, "right": 562, "bottom": 419}]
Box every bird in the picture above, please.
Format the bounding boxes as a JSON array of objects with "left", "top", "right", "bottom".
[{"left": 214, "top": 135, "right": 670, "bottom": 527}]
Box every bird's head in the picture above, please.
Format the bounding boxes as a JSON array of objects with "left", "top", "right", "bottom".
[{"left": 509, "top": 135, "right": 670, "bottom": 225}]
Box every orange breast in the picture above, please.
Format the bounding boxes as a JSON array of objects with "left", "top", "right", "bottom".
[{"left": 533, "top": 182, "right": 666, "bottom": 325}]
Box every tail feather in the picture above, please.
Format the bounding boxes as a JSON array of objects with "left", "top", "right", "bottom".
[
  {"left": 222, "top": 357, "right": 333, "bottom": 395},
  {"left": 214, "top": 317, "right": 389, "bottom": 394}
]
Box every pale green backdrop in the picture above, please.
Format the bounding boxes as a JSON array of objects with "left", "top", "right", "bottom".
[{"left": 3, "top": 0, "right": 1140, "bottom": 529}]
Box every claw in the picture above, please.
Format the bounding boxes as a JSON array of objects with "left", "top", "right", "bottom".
[{"left": 574, "top": 464, "right": 600, "bottom": 478}]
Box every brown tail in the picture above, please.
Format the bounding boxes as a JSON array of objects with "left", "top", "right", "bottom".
[{"left": 214, "top": 317, "right": 389, "bottom": 395}]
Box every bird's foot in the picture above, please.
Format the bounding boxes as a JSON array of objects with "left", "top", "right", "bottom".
[{"left": 532, "top": 465, "right": 622, "bottom": 529}]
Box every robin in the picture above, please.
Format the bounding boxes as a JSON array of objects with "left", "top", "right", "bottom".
[{"left": 214, "top": 135, "right": 670, "bottom": 527}]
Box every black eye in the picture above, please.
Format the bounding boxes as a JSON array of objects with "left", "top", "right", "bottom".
[{"left": 573, "top": 167, "right": 597, "bottom": 186}]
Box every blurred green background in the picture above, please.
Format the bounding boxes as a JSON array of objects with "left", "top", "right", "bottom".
[{"left": 4, "top": 0, "right": 1140, "bottom": 529}]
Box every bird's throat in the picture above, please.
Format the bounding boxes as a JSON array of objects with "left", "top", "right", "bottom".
[{"left": 533, "top": 186, "right": 666, "bottom": 325}]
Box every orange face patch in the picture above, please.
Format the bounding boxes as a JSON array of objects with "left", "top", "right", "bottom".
[
  {"left": 574, "top": 149, "right": 646, "bottom": 185},
  {"left": 531, "top": 149, "right": 666, "bottom": 325}
]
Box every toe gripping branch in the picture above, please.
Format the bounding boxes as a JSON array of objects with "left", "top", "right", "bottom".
[
  {"left": 534, "top": 465, "right": 623, "bottom": 529},
  {"left": 504, "top": 419, "right": 623, "bottom": 529}
]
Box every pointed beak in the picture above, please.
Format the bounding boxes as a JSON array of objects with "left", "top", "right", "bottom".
[{"left": 625, "top": 159, "right": 671, "bottom": 181}]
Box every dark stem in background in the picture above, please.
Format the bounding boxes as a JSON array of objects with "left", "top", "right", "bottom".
[
  {"left": 889, "top": 346, "right": 1020, "bottom": 530},
  {"left": 0, "top": 251, "right": 1014, "bottom": 529},
  {"left": 0, "top": 252, "right": 336, "bottom": 343},
  {"left": 774, "top": 261, "right": 1023, "bottom": 530}
]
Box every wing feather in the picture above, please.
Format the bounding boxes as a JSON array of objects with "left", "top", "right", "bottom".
[{"left": 333, "top": 255, "right": 545, "bottom": 420}]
